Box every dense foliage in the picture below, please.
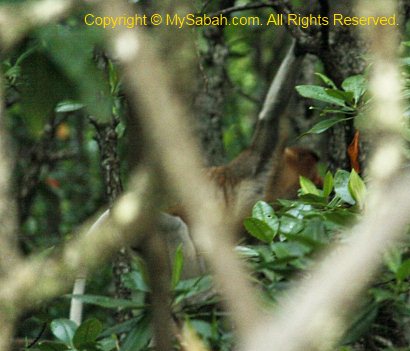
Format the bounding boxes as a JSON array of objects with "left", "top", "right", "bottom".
[{"left": 1, "top": 1, "right": 409, "bottom": 351}]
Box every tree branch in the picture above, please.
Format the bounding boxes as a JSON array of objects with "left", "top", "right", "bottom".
[
  {"left": 98, "top": 0, "right": 262, "bottom": 342},
  {"left": 0, "top": 70, "right": 21, "bottom": 276},
  {"left": 0, "top": 0, "right": 77, "bottom": 50},
  {"left": 242, "top": 0, "right": 408, "bottom": 350}
]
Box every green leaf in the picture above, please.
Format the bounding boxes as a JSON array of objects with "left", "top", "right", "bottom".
[
  {"left": 190, "top": 319, "right": 213, "bottom": 342},
  {"left": 172, "top": 244, "right": 184, "bottom": 289},
  {"left": 322, "top": 171, "right": 334, "bottom": 197},
  {"left": 252, "top": 201, "right": 279, "bottom": 232},
  {"left": 174, "top": 276, "right": 213, "bottom": 304},
  {"left": 342, "top": 75, "right": 366, "bottom": 104},
  {"left": 36, "top": 341, "right": 69, "bottom": 351},
  {"left": 55, "top": 100, "right": 84, "bottom": 113},
  {"left": 100, "top": 318, "right": 140, "bottom": 338},
  {"left": 348, "top": 169, "right": 366, "bottom": 209},
  {"left": 66, "top": 294, "right": 143, "bottom": 309},
  {"left": 50, "top": 319, "right": 77, "bottom": 346},
  {"left": 384, "top": 247, "right": 402, "bottom": 273},
  {"left": 300, "top": 217, "right": 328, "bottom": 244},
  {"left": 396, "top": 259, "right": 410, "bottom": 281},
  {"left": 73, "top": 318, "right": 103, "bottom": 348},
  {"left": 251, "top": 200, "right": 274, "bottom": 219},
  {"left": 243, "top": 218, "right": 276, "bottom": 243},
  {"left": 299, "top": 176, "right": 320, "bottom": 196},
  {"left": 123, "top": 270, "right": 150, "bottom": 292},
  {"left": 296, "top": 85, "right": 347, "bottom": 107},
  {"left": 38, "top": 25, "right": 112, "bottom": 123},
  {"left": 325, "top": 89, "right": 354, "bottom": 104},
  {"left": 314, "top": 72, "right": 337, "bottom": 89},
  {"left": 370, "top": 287, "right": 397, "bottom": 303},
  {"left": 342, "top": 303, "right": 378, "bottom": 344},
  {"left": 120, "top": 314, "right": 151, "bottom": 351},
  {"left": 279, "top": 215, "right": 304, "bottom": 235},
  {"left": 400, "top": 57, "right": 410, "bottom": 66},
  {"left": 297, "top": 194, "right": 328, "bottom": 206},
  {"left": 303, "top": 117, "right": 348, "bottom": 135},
  {"left": 285, "top": 233, "right": 325, "bottom": 250},
  {"left": 334, "top": 170, "right": 356, "bottom": 205},
  {"left": 324, "top": 210, "right": 356, "bottom": 226},
  {"left": 20, "top": 52, "right": 74, "bottom": 138},
  {"left": 271, "top": 242, "right": 310, "bottom": 259},
  {"left": 97, "top": 336, "right": 118, "bottom": 351}
]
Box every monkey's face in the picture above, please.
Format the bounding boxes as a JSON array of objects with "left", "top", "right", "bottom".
[{"left": 282, "top": 147, "right": 323, "bottom": 196}]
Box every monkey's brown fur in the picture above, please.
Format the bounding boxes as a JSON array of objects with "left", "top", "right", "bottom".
[{"left": 169, "top": 146, "right": 322, "bottom": 228}]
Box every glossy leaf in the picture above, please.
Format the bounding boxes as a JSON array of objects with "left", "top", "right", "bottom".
[
  {"left": 322, "top": 171, "right": 334, "bottom": 197},
  {"left": 172, "top": 244, "right": 184, "bottom": 289},
  {"left": 50, "top": 319, "right": 77, "bottom": 345},
  {"left": 244, "top": 218, "right": 276, "bottom": 243},
  {"left": 296, "top": 85, "right": 347, "bottom": 107},
  {"left": 348, "top": 169, "right": 366, "bottom": 209},
  {"left": 325, "top": 88, "right": 354, "bottom": 104},
  {"left": 279, "top": 215, "right": 304, "bottom": 235},
  {"left": 299, "top": 176, "right": 320, "bottom": 196},
  {"left": 55, "top": 100, "right": 84, "bottom": 113},
  {"left": 252, "top": 201, "right": 279, "bottom": 230},
  {"left": 303, "top": 117, "right": 348, "bottom": 135},
  {"left": 73, "top": 318, "right": 103, "bottom": 348},
  {"left": 314, "top": 72, "right": 337, "bottom": 89},
  {"left": 342, "top": 75, "right": 366, "bottom": 103},
  {"left": 334, "top": 170, "right": 356, "bottom": 205}
]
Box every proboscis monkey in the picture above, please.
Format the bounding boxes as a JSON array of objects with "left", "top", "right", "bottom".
[
  {"left": 70, "top": 40, "right": 321, "bottom": 324},
  {"left": 169, "top": 40, "right": 321, "bottom": 225}
]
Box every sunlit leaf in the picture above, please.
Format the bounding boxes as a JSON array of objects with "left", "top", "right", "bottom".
[
  {"left": 348, "top": 169, "right": 366, "bottom": 209},
  {"left": 50, "top": 319, "right": 77, "bottom": 346},
  {"left": 252, "top": 201, "right": 279, "bottom": 232},
  {"left": 334, "top": 170, "right": 355, "bottom": 205},
  {"left": 172, "top": 244, "right": 184, "bottom": 289},
  {"left": 322, "top": 171, "right": 334, "bottom": 197},
  {"left": 314, "top": 72, "right": 337, "bottom": 89},
  {"left": 299, "top": 176, "right": 320, "bottom": 196},
  {"left": 342, "top": 75, "right": 366, "bottom": 104},
  {"left": 296, "top": 85, "right": 347, "bottom": 107}
]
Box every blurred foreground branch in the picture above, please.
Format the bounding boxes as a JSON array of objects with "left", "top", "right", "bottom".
[
  {"left": 0, "top": 0, "right": 77, "bottom": 50},
  {"left": 98, "top": 0, "right": 262, "bottom": 343},
  {"left": 242, "top": 0, "right": 410, "bottom": 350},
  {"left": 0, "top": 167, "right": 155, "bottom": 350}
]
